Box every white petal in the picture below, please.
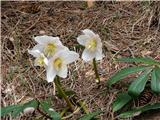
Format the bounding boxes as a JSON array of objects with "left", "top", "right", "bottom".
[
  {"left": 60, "top": 51, "right": 79, "bottom": 64},
  {"left": 57, "top": 65, "right": 68, "bottom": 78},
  {"left": 32, "top": 44, "right": 44, "bottom": 52},
  {"left": 56, "top": 45, "right": 69, "bottom": 52},
  {"left": 35, "top": 35, "right": 62, "bottom": 46},
  {"left": 82, "top": 29, "right": 95, "bottom": 37},
  {"left": 95, "top": 48, "right": 103, "bottom": 60},
  {"left": 28, "top": 49, "right": 41, "bottom": 58},
  {"left": 44, "top": 57, "right": 49, "bottom": 66},
  {"left": 46, "top": 65, "right": 57, "bottom": 82},
  {"left": 82, "top": 49, "right": 95, "bottom": 62},
  {"left": 77, "top": 35, "right": 90, "bottom": 45}
]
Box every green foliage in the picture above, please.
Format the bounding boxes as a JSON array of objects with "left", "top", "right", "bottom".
[
  {"left": 118, "top": 103, "right": 160, "bottom": 118},
  {"left": 40, "top": 101, "right": 61, "bottom": 120},
  {"left": 1, "top": 100, "right": 38, "bottom": 118},
  {"left": 1, "top": 99, "right": 61, "bottom": 120},
  {"left": 108, "top": 57, "right": 160, "bottom": 118},
  {"left": 151, "top": 67, "right": 160, "bottom": 93},
  {"left": 128, "top": 68, "right": 152, "bottom": 97},
  {"left": 107, "top": 66, "right": 148, "bottom": 87},
  {"left": 79, "top": 110, "right": 102, "bottom": 120},
  {"left": 112, "top": 92, "right": 132, "bottom": 112},
  {"left": 107, "top": 57, "right": 160, "bottom": 97},
  {"left": 117, "top": 57, "right": 160, "bottom": 65}
]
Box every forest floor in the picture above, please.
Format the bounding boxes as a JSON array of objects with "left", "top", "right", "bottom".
[{"left": 1, "top": 1, "right": 160, "bottom": 120}]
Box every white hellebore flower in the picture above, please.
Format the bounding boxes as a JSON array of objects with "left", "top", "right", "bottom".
[
  {"left": 77, "top": 29, "right": 103, "bottom": 62},
  {"left": 28, "top": 49, "right": 48, "bottom": 67},
  {"left": 33, "top": 35, "right": 68, "bottom": 57},
  {"left": 46, "top": 50, "right": 79, "bottom": 82}
]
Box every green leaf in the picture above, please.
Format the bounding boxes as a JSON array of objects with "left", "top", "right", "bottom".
[
  {"left": 119, "top": 103, "right": 160, "bottom": 118},
  {"left": 1, "top": 104, "right": 21, "bottom": 117},
  {"left": 79, "top": 110, "right": 102, "bottom": 120},
  {"left": 40, "top": 101, "right": 61, "bottom": 120},
  {"left": 151, "top": 67, "right": 160, "bottom": 93},
  {"left": 128, "top": 68, "right": 152, "bottom": 97},
  {"left": 1, "top": 100, "right": 38, "bottom": 118},
  {"left": 12, "top": 100, "right": 38, "bottom": 118},
  {"left": 113, "top": 92, "right": 132, "bottom": 112},
  {"left": 117, "top": 57, "right": 160, "bottom": 65},
  {"left": 107, "top": 66, "right": 147, "bottom": 86}
]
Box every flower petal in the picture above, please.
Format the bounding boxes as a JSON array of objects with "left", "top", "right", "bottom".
[
  {"left": 77, "top": 35, "right": 90, "bottom": 45},
  {"left": 61, "top": 51, "right": 79, "bottom": 64},
  {"left": 46, "top": 65, "right": 57, "bottom": 82},
  {"left": 95, "top": 48, "right": 103, "bottom": 60},
  {"left": 35, "top": 35, "right": 62, "bottom": 46},
  {"left": 32, "top": 44, "right": 44, "bottom": 52},
  {"left": 57, "top": 65, "right": 68, "bottom": 78},
  {"left": 28, "top": 49, "right": 41, "bottom": 58},
  {"left": 82, "top": 49, "right": 95, "bottom": 62},
  {"left": 82, "top": 29, "right": 95, "bottom": 37}
]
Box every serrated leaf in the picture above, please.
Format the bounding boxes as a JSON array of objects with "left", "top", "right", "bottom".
[
  {"left": 151, "top": 67, "right": 160, "bottom": 93},
  {"left": 1, "top": 100, "right": 38, "bottom": 118},
  {"left": 119, "top": 103, "right": 160, "bottom": 118},
  {"left": 79, "top": 110, "right": 102, "bottom": 120},
  {"left": 1, "top": 104, "right": 21, "bottom": 117},
  {"left": 12, "top": 100, "right": 38, "bottom": 118},
  {"left": 113, "top": 92, "right": 132, "bottom": 112},
  {"left": 117, "top": 57, "right": 160, "bottom": 65},
  {"left": 107, "top": 66, "right": 147, "bottom": 86},
  {"left": 128, "top": 68, "right": 152, "bottom": 97},
  {"left": 40, "top": 101, "right": 61, "bottom": 120}
]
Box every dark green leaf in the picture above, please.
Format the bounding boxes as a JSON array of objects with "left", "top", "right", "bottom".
[
  {"left": 40, "top": 101, "right": 61, "bottom": 120},
  {"left": 1, "top": 100, "right": 38, "bottom": 118},
  {"left": 151, "top": 67, "right": 160, "bottom": 93},
  {"left": 12, "top": 100, "right": 38, "bottom": 118},
  {"left": 107, "top": 66, "right": 147, "bottom": 86},
  {"left": 11, "top": 106, "right": 23, "bottom": 118},
  {"left": 113, "top": 92, "right": 132, "bottom": 112},
  {"left": 1, "top": 104, "right": 21, "bottom": 117},
  {"left": 119, "top": 103, "right": 160, "bottom": 118},
  {"left": 128, "top": 68, "right": 152, "bottom": 97},
  {"left": 79, "top": 110, "right": 102, "bottom": 120},
  {"left": 117, "top": 57, "right": 160, "bottom": 65}
]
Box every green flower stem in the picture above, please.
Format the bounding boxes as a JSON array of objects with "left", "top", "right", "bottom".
[
  {"left": 54, "top": 76, "right": 74, "bottom": 111},
  {"left": 93, "top": 58, "right": 100, "bottom": 84},
  {"left": 78, "top": 100, "right": 89, "bottom": 114}
]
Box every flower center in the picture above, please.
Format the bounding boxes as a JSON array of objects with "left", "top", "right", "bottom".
[
  {"left": 86, "top": 39, "right": 97, "bottom": 51},
  {"left": 53, "top": 58, "right": 62, "bottom": 71},
  {"left": 37, "top": 56, "right": 45, "bottom": 66},
  {"left": 44, "top": 43, "right": 56, "bottom": 57}
]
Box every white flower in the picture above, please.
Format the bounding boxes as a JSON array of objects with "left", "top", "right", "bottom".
[
  {"left": 28, "top": 49, "right": 48, "bottom": 67},
  {"left": 34, "top": 35, "right": 68, "bottom": 57},
  {"left": 46, "top": 50, "right": 79, "bottom": 82},
  {"left": 77, "top": 29, "right": 103, "bottom": 62}
]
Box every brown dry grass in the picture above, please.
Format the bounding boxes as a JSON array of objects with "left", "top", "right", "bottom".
[{"left": 1, "top": 1, "right": 160, "bottom": 120}]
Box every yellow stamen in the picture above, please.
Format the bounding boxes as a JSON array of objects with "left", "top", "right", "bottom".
[
  {"left": 44, "top": 43, "right": 56, "bottom": 56},
  {"left": 86, "top": 39, "right": 97, "bottom": 51},
  {"left": 36, "top": 56, "right": 45, "bottom": 66},
  {"left": 53, "top": 58, "right": 62, "bottom": 71}
]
